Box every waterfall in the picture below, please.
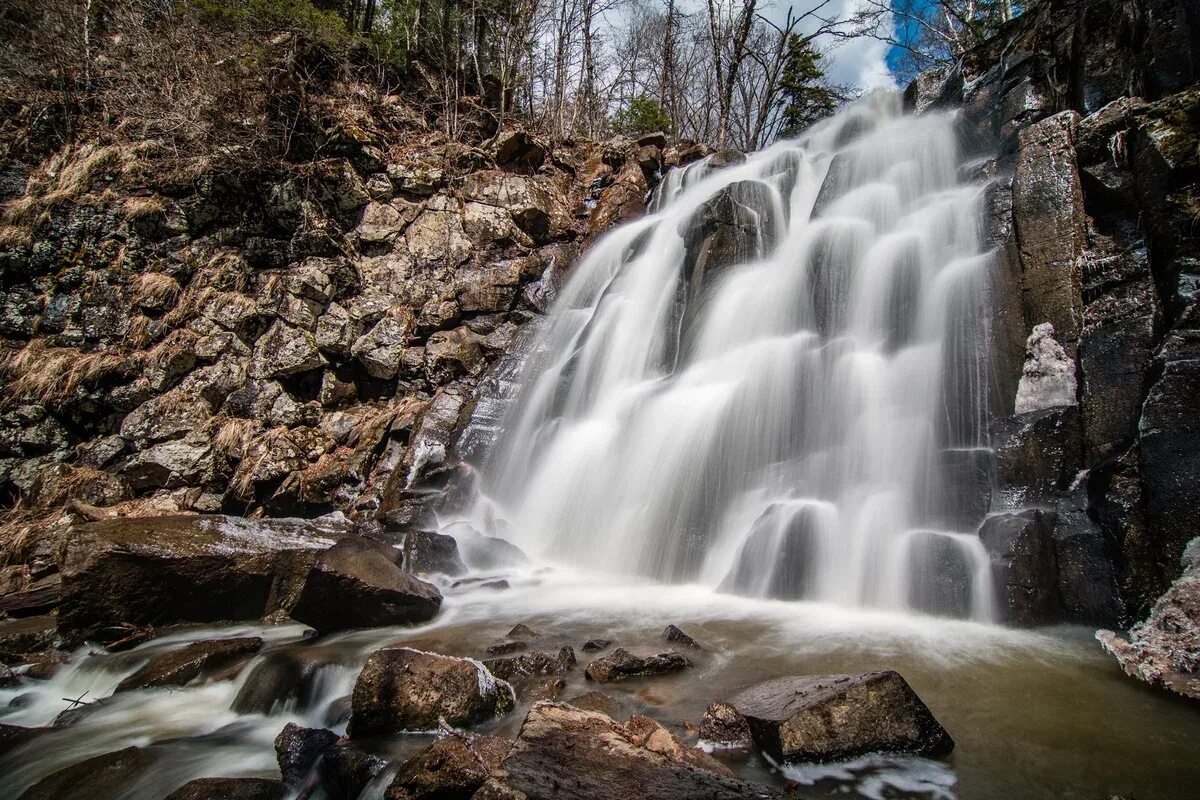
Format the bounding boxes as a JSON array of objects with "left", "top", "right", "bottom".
[{"left": 460, "top": 93, "right": 997, "bottom": 621}]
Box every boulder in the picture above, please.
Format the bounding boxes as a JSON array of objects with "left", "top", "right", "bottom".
[
  {"left": 1098, "top": 537, "right": 1200, "bottom": 701},
  {"left": 288, "top": 538, "right": 442, "bottom": 634},
  {"left": 979, "top": 509, "right": 1060, "bottom": 625},
  {"left": 163, "top": 778, "right": 283, "bottom": 800},
  {"left": 318, "top": 741, "right": 389, "bottom": 800},
  {"left": 15, "top": 746, "right": 155, "bottom": 800},
  {"left": 508, "top": 623, "right": 541, "bottom": 640},
  {"left": 699, "top": 701, "right": 752, "bottom": 748},
  {"left": 121, "top": 434, "right": 215, "bottom": 491},
  {"left": 486, "top": 640, "right": 528, "bottom": 656},
  {"left": 492, "top": 130, "right": 546, "bottom": 168},
  {"left": 581, "top": 638, "right": 611, "bottom": 652},
  {"left": 584, "top": 648, "right": 691, "bottom": 682},
  {"left": 249, "top": 321, "right": 325, "bottom": 379},
  {"left": 726, "top": 671, "right": 953, "bottom": 763},
  {"left": 0, "top": 722, "right": 49, "bottom": 757},
  {"left": 473, "top": 702, "right": 782, "bottom": 800},
  {"left": 403, "top": 529, "right": 467, "bottom": 577},
  {"left": 275, "top": 722, "right": 339, "bottom": 791},
  {"left": 1014, "top": 322, "right": 1077, "bottom": 413},
  {"left": 352, "top": 313, "right": 413, "bottom": 380},
  {"left": 484, "top": 646, "right": 577, "bottom": 681},
  {"left": 231, "top": 651, "right": 323, "bottom": 715},
  {"left": 662, "top": 624, "right": 701, "bottom": 649},
  {"left": 57, "top": 515, "right": 348, "bottom": 642},
  {"left": 0, "top": 615, "right": 57, "bottom": 664},
  {"left": 349, "top": 647, "right": 515, "bottom": 736},
  {"left": 385, "top": 732, "right": 510, "bottom": 800},
  {"left": 115, "top": 636, "right": 263, "bottom": 692}
]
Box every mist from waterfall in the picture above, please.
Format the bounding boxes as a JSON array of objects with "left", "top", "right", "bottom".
[{"left": 459, "top": 92, "right": 997, "bottom": 621}]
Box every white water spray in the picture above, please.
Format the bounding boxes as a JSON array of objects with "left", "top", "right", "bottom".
[{"left": 462, "top": 93, "right": 996, "bottom": 621}]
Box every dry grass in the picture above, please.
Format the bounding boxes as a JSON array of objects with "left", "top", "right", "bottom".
[
  {"left": 122, "top": 195, "right": 166, "bottom": 220},
  {"left": 127, "top": 313, "right": 153, "bottom": 349},
  {"left": 131, "top": 272, "right": 182, "bottom": 309},
  {"left": 32, "top": 465, "right": 118, "bottom": 509},
  {"left": 0, "top": 144, "right": 128, "bottom": 246},
  {"left": 0, "top": 341, "right": 131, "bottom": 404},
  {"left": 207, "top": 416, "right": 263, "bottom": 461}
]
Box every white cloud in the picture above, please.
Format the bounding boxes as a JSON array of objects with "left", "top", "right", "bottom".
[{"left": 760, "top": 0, "right": 898, "bottom": 91}]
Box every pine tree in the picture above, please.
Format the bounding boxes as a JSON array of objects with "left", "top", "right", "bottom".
[{"left": 778, "top": 34, "right": 834, "bottom": 138}]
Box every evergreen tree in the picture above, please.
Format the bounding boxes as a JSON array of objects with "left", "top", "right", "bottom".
[{"left": 778, "top": 34, "right": 834, "bottom": 138}]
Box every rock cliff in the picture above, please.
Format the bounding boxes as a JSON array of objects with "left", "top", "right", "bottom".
[{"left": 904, "top": 0, "right": 1200, "bottom": 631}]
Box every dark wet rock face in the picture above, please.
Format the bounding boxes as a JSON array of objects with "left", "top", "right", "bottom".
[
  {"left": 727, "top": 671, "right": 953, "bottom": 763},
  {"left": 163, "top": 778, "right": 284, "bottom": 800},
  {"left": 288, "top": 538, "right": 442, "bottom": 633},
  {"left": 473, "top": 702, "right": 783, "bottom": 800},
  {"left": 16, "top": 746, "right": 155, "bottom": 800},
  {"left": 402, "top": 529, "right": 467, "bottom": 577},
  {"left": 584, "top": 648, "right": 691, "bottom": 682},
  {"left": 349, "top": 647, "right": 515, "bottom": 736},
  {"left": 0, "top": 722, "right": 49, "bottom": 757},
  {"left": 317, "top": 741, "right": 389, "bottom": 800},
  {"left": 115, "top": 636, "right": 263, "bottom": 692},
  {"left": 980, "top": 510, "right": 1060, "bottom": 625},
  {"left": 274, "top": 722, "right": 338, "bottom": 792},
  {"left": 56, "top": 515, "right": 349, "bottom": 642},
  {"left": 385, "top": 732, "right": 510, "bottom": 800}
]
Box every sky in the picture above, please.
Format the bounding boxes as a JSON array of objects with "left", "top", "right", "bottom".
[{"left": 759, "top": 0, "right": 898, "bottom": 91}]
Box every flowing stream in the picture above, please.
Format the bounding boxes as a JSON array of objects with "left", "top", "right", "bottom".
[{"left": 463, "top": 93, "right": 995, "bottom": 620}]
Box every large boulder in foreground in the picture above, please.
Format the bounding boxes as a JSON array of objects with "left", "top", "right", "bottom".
[
  {"left": 274, "top": 722, "right": 338, "bottom": 791},
  {"left": 349, "top": 647, "right": 515, "bottom": 736},
  {"left": 1097, "top": 537, "right": 1200, "bottom": 701},
  {"left": 16, "top": 747, "right": 155, "bottom": 800},
  {"left": 385, "top": 732, "right": 510, "bottom": 799},
  {"left": 289, "top": 538, "right": 442, "bottom": 633},
  {"left": 726, "top": 672, "right": 953, "bottom": 763},
  {"left": 473, "top": 702, "right": 782, "bottom": 800},
  {"left": 57, "top": 515, "right": 350, "bottom": 642},
  {"left": 115, "top": 636, "right": 263, "bottom": 692},
  {"left": 163, "top": 778, "right": 283, "bottom": 800},
  {"left": 584, "top": 648, "right": 691, "bottom": 682}
]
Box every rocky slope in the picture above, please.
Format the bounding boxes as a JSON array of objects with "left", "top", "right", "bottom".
[{"left": 0, "top": 82, "right": 703, "bottom": 584}]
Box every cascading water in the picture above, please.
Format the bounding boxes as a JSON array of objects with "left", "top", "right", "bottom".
[{"left": 461, "top": 92, "right": 997, "bottom": 621}]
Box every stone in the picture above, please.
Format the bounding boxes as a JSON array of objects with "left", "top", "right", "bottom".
[
  {"left": 288, "top": 538, "right": 442, "bottom": 634},
  {"left": 564, "top": 691, "right": 622, "bottom": 717},
  {"left": 120, "top": 392, "right": 212, "bottom": 444},
  {"left": 1015, "top": 323, "right": 1077, "bottom": 413},
  {"left": 249, "top": 321, "right": 325, "bottom": 379},
  {"left": 1098, "top": 537, "right": 1200, "bottom": 701},
  {"left": 385, "top": 732, "right": 510, "bottom": 800},
  {"left": 903, "top": 66, "right": 964, "bottom": 114},
  {"left": 588, "top": 161, "right": 648, "bottom": 237},
  {"left": 584, "top": 648, "right": 691, "bottom": 682},
  {"left": 492, "top": 130, "right": 546, "bottom": 168},
  {"left": 484, "top": 646, "right": 577, "bottom": 681},
  {"left": 121, "top": 434, "right": 215, "bottom": 491},
  {"left": 487, "top": 640, "right": 529, "bottom": 656},
  {"left": 0, "top": 722, "right": 49, "bottom": 757},
  {"left": 352, "top": 313, "right": 412, "bottom": 380},
  {"left": 231, "top": 651, "right": 323, "bottom": 715},
  {"left": 315, "top": 303, "right": 363, "bottom": 357},
  {"left": 473, "top": 702, "right": 782, "bottom": 800},
  {"left": 1013, "top": 112, "right": 1086, "bottom": 344},
  {"left": 163, "top": 778, "right": 284, "bottom": 800},
  {"left": 349, "top": 647, "right": 515, "bottom": 736},
  {"left": 403, "top": 529, "right": 467, "bottom": 577},
  {"left": 15, "top": 747, "right": 156, "bottom": 800},
  {"left": 318, "top": 741, "right": 389, "bottom": 800},
  {"left": 424, "top": 327, "right": 485, "bottom": 384},
  {"left": 0, "top": 614, "right": 57, "bottom": 661},
  {"left": 405, "top": 209, "right": 472, "bottom": 266},
  {"left": 508, "top": 623, "right": 541, "bottom": 640},
  {"left": 699, "top": 701, "right": 752, "bottom": 748},
  {"left": 980, "top": 509, "right": 1060, "bottom": 625},
  {"left": 662, "top": 624, "right": 701, "bottom": 649},
  {"left": 275, "top": 722, "right": 339, "bottom": 791},
  {"left": 994, "top": 406, "right": 1082, "bottom": 506},
  {"left": 727, "top": 672, "right": 953, "bottom": 763},
  {"left": 57, "top": 515, "right": 349, "bottom": 642},
  {"left": 581, "top": 638, "right": 611, "bottom": 652},
  {"left": 115, "top": 636, "right": 262, "bottom": 692},
  {"left": 356, "top": 200, "right": 419, "bottom": 245}
]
